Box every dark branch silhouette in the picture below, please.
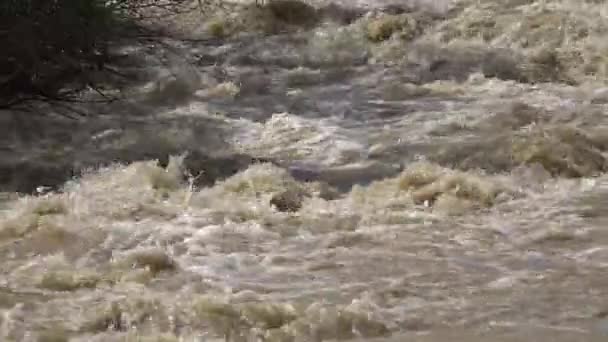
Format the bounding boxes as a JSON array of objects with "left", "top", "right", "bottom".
[{"left": 0, "top": 0, "right": 198, "bottom": 113}]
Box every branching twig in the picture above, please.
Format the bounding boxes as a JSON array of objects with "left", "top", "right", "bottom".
[{"left": 1, "top": 0, "right": 206, "bottom": 115}]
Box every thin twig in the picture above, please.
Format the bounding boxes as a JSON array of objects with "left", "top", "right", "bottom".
[
  {"left": 44, "top": 99, "right": 89, "bottom": 119},
  {"left": 88, "top": 83, "right": 117, "bottom": 102}
]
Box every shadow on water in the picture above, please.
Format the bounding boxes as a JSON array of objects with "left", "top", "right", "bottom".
[
  {"left": 0, "top": 101, "right": 281, "bottom": 194},
  {"left": 0, "top": 38, "right": 270, "bottom": 194}
]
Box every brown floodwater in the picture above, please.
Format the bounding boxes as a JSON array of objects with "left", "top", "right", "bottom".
[{"left": 2, "top": 0, "right": 608, "bottom": 341}]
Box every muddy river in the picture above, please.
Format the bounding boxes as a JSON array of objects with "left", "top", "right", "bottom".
[{"left": 2, "top": 0, "right": 608, "bottom": 340}]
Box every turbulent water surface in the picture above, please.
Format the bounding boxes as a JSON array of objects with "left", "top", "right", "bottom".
[{"left": 3, "top": 0, "right": 608, "bottom": 341}]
